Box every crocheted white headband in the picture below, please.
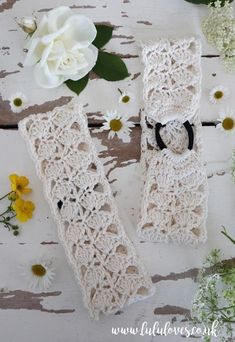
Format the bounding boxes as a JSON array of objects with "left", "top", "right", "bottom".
[
  {"left": 18, "top": 37, "right": 208, "bottom": 319},
  {"left": 137, "top": 37, "right": 209, "bottom": 245},
  {"left": 18, "top": 100, "right": 155, "bottom": 320}
]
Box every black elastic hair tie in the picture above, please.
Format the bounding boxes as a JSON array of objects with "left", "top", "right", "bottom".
[{"left": 155, "top": 120, "right": 194, "bottom": 151}]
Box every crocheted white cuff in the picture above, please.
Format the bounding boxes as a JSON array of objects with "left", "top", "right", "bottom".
[
  {"left": 137, "top": 38, "right": 209, "bottom": 245},
  {"left": 18, "top": 99, "right": 155, "bottom": 319}
]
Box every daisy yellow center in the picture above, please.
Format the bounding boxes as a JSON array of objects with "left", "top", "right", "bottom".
[
  {"left": 122, "top": 95, "right": 130, "bottom": 103},
  {"left": 222, "top": 117, "right": 235, "bottom": 130},
  {"left": 31, "top": 264, "right": 46, "bottom": 277},
  {"left": 110, "top": 119, "right": 122, "bottom": 132},
  {"left": 13, "top": 98, "right": 23, "bottom": 107},
  {"left": 214, "top": 91, "right": 223, "bottom": 99}
]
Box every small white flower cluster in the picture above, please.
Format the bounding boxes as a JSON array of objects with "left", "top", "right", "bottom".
[
  {"left": 192, "top": 273, "right": 221, "bottom": 324},
  {"left": 202, "top": 0, "right": 235, "bottom": 71},
  {"left": 191, "top": 248, "right": 235, "bottom": 341}
]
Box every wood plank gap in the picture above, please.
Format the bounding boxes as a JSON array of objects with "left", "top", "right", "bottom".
[
  {"left": 201, "top": 54, "right": 220, "bottom": 58},
  {"left": 0, "top": 122, "right": 217, "bottom": 130}
]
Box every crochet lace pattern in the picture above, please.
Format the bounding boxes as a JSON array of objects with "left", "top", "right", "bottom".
[
  {"left": 18, "top": 99, "right": 155, "bottom": 320},
  {"left": 137, "top": 38, "right": 209, "bottom": 245}
]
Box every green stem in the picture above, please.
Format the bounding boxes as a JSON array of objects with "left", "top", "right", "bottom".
[
  {"left": 222, "top": 316, "right": 235, "bottom": 323},
  {"left": 0, "top": 216, "right": 17, "bottom": 231},
  {"left": 117, "top": 88, "right": 123, "bottom": 95},
  {"left": 0, "top": 213, "right": 19, "bottom": 236},
  {"left": 221, "top": 227, "right": 235, "bottom": 245},
  {"left": 219, "top": 310, "right": 235, "bottom": 323},
  {"left": 0, "top": 208, "right": 12, "bottom": 217},
  {"left": 213, "top": 305, "right": 235, "bottom": 312},
  {"left": 0, "top": 191, "right": 13, "bottom": 201},
  {"left": 218, "top": 270, "right": 235, "bottom": 276},
  {"left": 0, "top": 214, "right": 16, "bottom": 222},
  {"left": 0, "top": 219, "right": 11, "bottom": 231}
]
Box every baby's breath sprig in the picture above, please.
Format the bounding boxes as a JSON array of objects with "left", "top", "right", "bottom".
[
  {"left": 202, "top": 0, "right": 235, "bottom": 72},
  {"left": 0, "top": 174, "right": 35, "bottom": 236},
  {"left": 191, "top": 229, "right": 235, "bottom": 341}
]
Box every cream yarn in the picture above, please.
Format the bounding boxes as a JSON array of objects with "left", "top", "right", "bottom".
[
  {"left": 19, "top": 99, "right": 155, "bottom": 320},
  {"left": 137, "top": 38, "right": 209, "bottom": 245},
  {"left": 18, "top": 37, "right": 209, "bottom": 320}
]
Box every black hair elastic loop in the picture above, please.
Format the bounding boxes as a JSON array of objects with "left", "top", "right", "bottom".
[
  {"left": 155, "top": 120, "right": 194, "bottom": 151},
  {"left": 155, "top": 122, "right": 167, "bottom": 150},
  {"left": 183, "top": 120, "right": 194, "bottom": 150}
]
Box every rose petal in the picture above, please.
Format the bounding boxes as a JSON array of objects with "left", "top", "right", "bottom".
[
  {"left": 34, "top": 63, "right": 64, "bottom": 88},
  {"left": 46, "top": 40, "right": 65, "bottom": 62},
  {"left": 62, "top": 15, "right": 97, "bottom": 49},
  {"left": 24, "top": 15, "right": 49, "bottom": 66},
  {"left": 41, "top": 24, "right": 69, "bottom": 45},
  {"left": 68, "top": 45, "right": 98, "bottom": 81},
  {"left": 26, "top": 6, "right": 98, "bottom": 88},
  {"left": 46, "top": 6, "right": 72, "bottom": 32},
  {"left": 39, "top": 41, "right": 53, "bottom": 67},
  {"left": 24, "top": 39, "right": 41, "bottom": 66}
]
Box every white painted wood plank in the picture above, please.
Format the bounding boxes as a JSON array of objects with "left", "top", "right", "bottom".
[
  {"left": 0, "top": 126, "right": 234, "bottom": 245},
  {"left": 0, "top": 1, "right": 235, "bottom": 340},
  {"left": 1, "top": 0, "right": 235, "bottom": 123},
  {"left": 0, "top": 127, "right": 233, "bottom": 342}
]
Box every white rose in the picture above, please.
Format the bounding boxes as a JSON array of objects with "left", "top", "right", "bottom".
[{"left": 24, "top": 6, "right": 98, "bottom": 88}]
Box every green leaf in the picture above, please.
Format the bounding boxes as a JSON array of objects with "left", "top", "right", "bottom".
[
  {"left": 93, "top": 25, "right": 113, "bottom": 48},
  {"left": 92, "top": 51, "right": 129, "bottom": 81},
  {"left": 65, "top": 74, "right": 89, "bottom": 95},
  {"left": 184, "top": 0, "right": 233, "bottom": 5}
]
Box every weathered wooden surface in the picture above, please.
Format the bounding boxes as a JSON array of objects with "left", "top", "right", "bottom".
[
  {"left": 0, "top": 0, "right": 235, "bottom": 341},
  {"left": 0, "top": 127, "right": 234, "bottom": 342},
  {"left": 1, "top": 0, "right": 235, "bottom": 126}
]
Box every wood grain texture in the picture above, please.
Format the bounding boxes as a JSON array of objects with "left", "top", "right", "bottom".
[
  {"left": 0, "top": 1, "right": 235, "bottom": 341},
  {"left": 0, "top": 290, "right": 75, "bottom": 313},
  {"left": 0, "top": 95, "right": 72, "bottom": 125},
  {"left": 151, "top": 257, "right": 235, "bottom": 283},
  {"left": 1, "top": 0, "right": 235, "bottom": 126},
  {"left": 0, "top": 0, "right": 19, "bottom": 12},
  {"left": 0, "top": 133, "right": 233, "bottom": 340}
]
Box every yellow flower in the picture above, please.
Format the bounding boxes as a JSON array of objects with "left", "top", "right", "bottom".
[
  {"left": 12, "top": 198, "right": 35, "bottom": 222},
  {"left": 9, "top": 174, "right": 31, "bottom": 197}
]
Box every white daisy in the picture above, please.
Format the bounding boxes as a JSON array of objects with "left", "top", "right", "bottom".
[
  {"left": 118, "top": 89, "right": 133, "bottom": 105},
  {"left": 9, "top": 92, "right": 28, "bottom": 113},
  {"left": 96, "top": 110, "right": 135, "bottom": 142},
  {"left": 209, "top": 85, "right": 229, "bottom": 104},
  {"left": 20, "top": 258, "right": 55, "bottom": 290},
  {"left": 216, "top": 109, "right": 235, "bottom": 134}
]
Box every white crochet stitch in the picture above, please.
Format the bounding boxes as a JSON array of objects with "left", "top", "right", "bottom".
[
  {"left": 137, "top": 37, "right": 209, "bottom": 245},
  {"left": 19, "top": 99, "right": 155, "bottom": 320}
]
